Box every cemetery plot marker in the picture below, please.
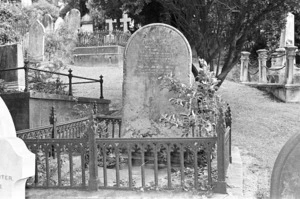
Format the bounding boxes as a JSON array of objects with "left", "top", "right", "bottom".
[
  {"left": 122, "top": 23, "right": 192, "bottom": 137},
  {"left": 28, "top": 20, "right": 45, "bottom": 61},
  {"left": 0, "top": 97, "right": 35, "bottom": 199}
]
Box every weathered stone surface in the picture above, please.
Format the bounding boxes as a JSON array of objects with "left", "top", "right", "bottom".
[
  {"left": 54, "top": 17, "right": 64, "bottom": 31},
  {"left": 28, "top": 20, "right": 45, "bottom": 61},
  {"left": 42, "top": 14, "right": 54, "bottom": 33},
  {"left": 65, "top": 9, "right": 81, "bottom": 33},
  {"left": 0, "top": 97, "right": 35, "bottom": 199},
  {"left": 0, "top": 44, "right": 25, "bottom": 91},
  {"left": 122, "top": 23, "right": 192, "bottom": 137},
  {"left": 270, "top": 132, "right": 300, "bottom": 198}
]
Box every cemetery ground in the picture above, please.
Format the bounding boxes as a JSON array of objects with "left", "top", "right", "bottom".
[{"left": 25, "top": 63, "right": 300, "bottom": 198}]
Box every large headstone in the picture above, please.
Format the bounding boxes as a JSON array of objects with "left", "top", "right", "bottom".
[
  {"left": 279, "top": 12, "right": 295, "bottom": 48},
  {"left": 28, "top": 20, "right": 45, "bottom": 61},
  {"left": 0, "top": 97, "right": 35, "bottom": 198},
  {"left": 270, "top": 132, "right": 300, "bottom": 198},
  {"left": 65, "top": 9, "right": 81, "bottom": 33},
  {"left": 122, "top": 23, "right": 192, "bottom": 137},
  {"left": 0, "top": 44, "right": 25, "bottom": 91},
  {"left": 42, "top": 14, "right": 54, "bottom": 33},
  {"left": 81, "top": 13, "right": 93, "bottom": 33}
]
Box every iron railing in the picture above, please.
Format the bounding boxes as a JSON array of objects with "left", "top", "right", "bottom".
[
  {"left": 77, "top": 30, "right": 131, "bottom": 47},
  {"left": 0, "top": 61, "right": 105, "bottom": 99},
  {"left": 20, "top": 106, "right": 231, "bottom": 193}
]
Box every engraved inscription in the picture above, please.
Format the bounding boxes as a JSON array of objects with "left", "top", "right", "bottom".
[
  {"left": 0, "top": 175, "right": 13, "bottom": 181},
  {"left": 136, "top": 31, "right": 177, "bottom": 74}
]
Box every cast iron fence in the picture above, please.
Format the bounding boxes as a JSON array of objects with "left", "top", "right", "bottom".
[
  {"left": 77, "top": 30, "right": 131, "bottom": 47},
  {"left": 20, "top": 106, "right": 232, "bottom": 193},
  {"left": 0, "top": 61, "right": 105, "bottom": 99}
]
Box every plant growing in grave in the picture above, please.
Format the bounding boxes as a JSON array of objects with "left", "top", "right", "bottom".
[{"left": 159, "top": 68, "right": 226, "bottom": 138}]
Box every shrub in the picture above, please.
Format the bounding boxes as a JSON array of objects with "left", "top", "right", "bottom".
[{"left": 159, "top": 68, "right": 226, "bottom": 137}]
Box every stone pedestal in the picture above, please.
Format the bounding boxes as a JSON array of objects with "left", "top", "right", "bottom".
[
  {"left": 257, "top": 49, "right": 268, "bottom": 83},
  {"left": 240, "top": 51, "right": 250, "bottom": 82}
]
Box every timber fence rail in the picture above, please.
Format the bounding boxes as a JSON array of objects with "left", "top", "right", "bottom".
[{"left": 0, "top": 61, "right": 105, "bottom": 99}]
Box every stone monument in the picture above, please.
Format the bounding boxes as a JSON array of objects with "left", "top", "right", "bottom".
[
  {"left": 28, "top": 20, "right": 45, "bottom": 61},
  {"left": 65, "top": 9, "right": 81, "bottom": 33},
  {"left": 0, "top": 97, "right": 35, "bottom": 199},
  {"left": 0, "top": 44, "right": 25, "bottom": 91},
  {"left": 122, "top": 23, "right": 192, "bottom": 137},
  {"left": 42, "top": 14, "right": 54, "bottom": 33},
  {"left": 54, "top": 17, "right": 65, "bottom": 31},
  {"left": 270, "top": 132, "right": 300, "bottom": 198}
]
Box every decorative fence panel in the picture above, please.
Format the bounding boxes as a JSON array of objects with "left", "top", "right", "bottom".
[
  {"left": 77, "top": 30, "right": 131, "bottom": 47},
  {"left": 24, "top": 138, "right": 88, "bottom": 189},
  {"left": 93, "top": 137, "right": 217, "bottom": 191},
  {"left": 19, "top": 105, "right": 231, "bottom": 193}
]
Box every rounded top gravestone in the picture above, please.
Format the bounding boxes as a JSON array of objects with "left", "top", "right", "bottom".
[
  {"left": 122, "top": 23, "right": 192, "bottom": 137},
  {"left": 270, "top": 132, "right": 300, "bottom": 198}
]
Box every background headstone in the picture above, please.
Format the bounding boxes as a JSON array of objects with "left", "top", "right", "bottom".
[
  {"left": 28, "top": 20, "right": 45, "bottom": 61},
  {"left": 0, "top": 97, "right": 35, "bottom": 199},
  {"left": 270, "top": 132, "right": 300, "bottom": 198},
  {"left": 0, "top": 44, "right": 25, "bottom": 91},
  {"left": 122, "top": 23, "right": 192, "bottom": 137},
  {"left": 54, "top": 17, "right": 65, "bottom": 31},
  {"left": 65, "top": 9, "right": 81, "bottom": 33},
  {"left": 279, "top": 12, "right": 295, "bottom": 48},
  {"left": 42, "top": 14, "right": 54, "bottom": 33},
  {"left": 21, "top": 0, "right": 32, "bottom": 7},
  {"left": 80, "top": 13, "right": 93, "bottom": 33}
]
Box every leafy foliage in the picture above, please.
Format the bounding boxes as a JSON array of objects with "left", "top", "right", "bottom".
[
  {"left": 0, "top": 3, "right": 29, "bottom": 44},
  {"left": 159, "top": 68, "right": 225, "bottom": 137}
]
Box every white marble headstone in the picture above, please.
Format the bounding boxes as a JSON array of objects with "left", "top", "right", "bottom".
[
  {"left": 0, "top": 97, "right": 35, "bottom": 199},
  {"left": 28, "top": 20, "right": 45, "bottom": 61},
  {"left": 54, "top": 17, "right": 65, "bottom": 31}
]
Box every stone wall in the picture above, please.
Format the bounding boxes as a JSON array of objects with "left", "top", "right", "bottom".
[{"left": 1, "top": 92, "right": 110, "bottom": 130}]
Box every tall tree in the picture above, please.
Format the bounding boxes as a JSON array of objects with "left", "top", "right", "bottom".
[{"left": 91, "top": 0, "right": 298, "bottom": 85}]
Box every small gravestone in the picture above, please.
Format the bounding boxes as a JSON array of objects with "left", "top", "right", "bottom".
[
  {"left": 81, "top": 13, "right": 93, "bottom": 33},
  {"left": 54, "top": 17, "right": 64, "bottom": 31},
  {"left": 21, "top": 0, "right": 32, "bottom": 7},
  {"left": 104, "top": 32, "right": 115, "bottom": 45},
  {"left": 0, "top": 44, "right": 25, "bottom": 91},
  {"left": 270, "top": 133, "right": 300, "bottom": 198},
  {"left": 122, "top": 23, "right": 192, "bottom": 137},
  {"left": 42, "top": 14, "right": 54, "bottom": 33},
  {"left": 28, "top": 20, "right": 45, "bottom": 61},
  {"left": 0, "top": 97, "right": 35, "bottom": 199},
  {"left": 65, "top": 9, "right": 81, "bottom": 33}
]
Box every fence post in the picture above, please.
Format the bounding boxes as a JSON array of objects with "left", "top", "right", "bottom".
[
  {"left": 49, "top": 107, "right": 57, "bottom": 158},
  {"left": 88, "top": 115, "right": 99, "bottom": 190},
  {"left": 99, "top": 75, "right": 103, "bottom": 99},
  {"left": 257, "top": 49, "right": 268, "bottom": 83},
  {"left": 285, "top": 45, "right": 297, "bottom": 85},
  {"left": 225, "top": 104, "right": 232, "bottom": 163},
  {"left": 93, "top": 102, "right": 98, "bottom": 114},
  {"left": 214, "top": 109, "right": 227, "bottom": 194},
  {"left": 240, "top": 51, "right": 250, "bottom": 82},
  {"left": 68, "top": 69, "right": 73, "bottom": 96},
  {"left": 24, "top": 60, "right": 29, "bottom": 92}
]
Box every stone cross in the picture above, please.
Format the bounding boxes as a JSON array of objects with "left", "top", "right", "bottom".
[
  {"left": 120, "top": 13, "right": 131, "bottom": 32},
  {"left": 28, "top": 20, "right": 45, "bottom": 61},
  {"left": 0, "top": 97, "right": 35, "bottom": 199},
  {"left": 105, "top": 18, "right": 116, "bottom": 32}
]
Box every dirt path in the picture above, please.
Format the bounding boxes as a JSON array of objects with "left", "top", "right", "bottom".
[{"left": 218, "top": 80, "right": 300, "bottom": 198}]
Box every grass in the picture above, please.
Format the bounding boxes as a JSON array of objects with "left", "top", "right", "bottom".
[{"left": 218, "top": 79, "right": 300, "bottom": 198}]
